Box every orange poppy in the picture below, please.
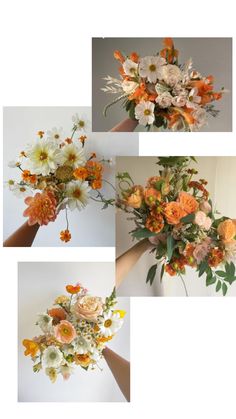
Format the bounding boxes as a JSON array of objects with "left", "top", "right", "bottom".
[{"left": 66, "top": 284, "right": 81, "bottom": 294}]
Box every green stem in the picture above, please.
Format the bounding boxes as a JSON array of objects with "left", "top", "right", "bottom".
[
  {"left": 102, "top": 178, "right": 116, "bottom": 191},
  {"left": 179, "top": 274, "right": 189, "bottom": 297}
]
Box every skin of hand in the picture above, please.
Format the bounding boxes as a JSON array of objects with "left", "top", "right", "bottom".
[
  {"left": 110, "top": 118, "right": 138, "bottom": 132},
  {"left": 3, "top": 221, "right": 39, "bottom": 247},
  {"left": 103, "top": 347, "right": 130, "bottom": 402},
  {"left": 116, "top": 238, "right": 152, "bottom": 288}
]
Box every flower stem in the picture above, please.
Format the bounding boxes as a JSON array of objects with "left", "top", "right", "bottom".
[{"left": 178, "top": 274, "right": 189, "bottom": 297}]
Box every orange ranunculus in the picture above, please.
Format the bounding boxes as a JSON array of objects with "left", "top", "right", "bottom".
[
  {"left": 125, "top": 185, "right": 143, "bottom": 209},
  {"left": 60, "top": 229, "right": 71, "bottom": 243},
  {"left": 74, "top": 353, "right": 91, "bottom": 367},
  {"left": 144, "top": 188, "right": 161, "bottom": 207},
  {"left": 73, "top": 167, "right": 88, "bottom": 180},
  {"left": 129, "top": 52, "right": 139, "bottom": 63},
  {"left": 114, "top": 50, "right": 125, "bottom": 63},
  {"left": 184, "top": 243, "right": 196, "bottom": 267},
  {"left": 145, "top": 214, "right": 164, "bottom": 233},
  {"left": 22, "top": 339, "right": 39, "bottom": 357},
  {"left": 66, "top": 284, "right": 81, "bottom": 294},
  {"left": 23, "top": 191, "right": 57, "bottom": 226},
  {"left": 48, "top": 307, "right": 67, "bottom": 324},
  {"left": 164, "top": 202, "right": 186, "bottom": 225},
  {"left": 54, "top": 320, "right": 77, "bottom": 344},
  {"left": 178, "top": 191, "right": 199, "bottom": 214},
  {"left": 208, "top": 248, "right": 224, "bottom": 268},
  {"left": 217, "top": 219, "right": 236, "bottom": 243},
  {"left": 91, "top": 179, "right": 102, "bottom": 189}
]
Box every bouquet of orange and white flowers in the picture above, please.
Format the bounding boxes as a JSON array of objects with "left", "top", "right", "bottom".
[
  {"left": 117, "top": 157, "right": 236, "bottom": 295},
  {"left": 23, "top": 284, "right": 125, "bottom": 382},
  {"left": 6, "top": 115, "right": 114, "bottom": 242},
  {"left": 102, "top": 38, "right": 225, "bottom": 131}
]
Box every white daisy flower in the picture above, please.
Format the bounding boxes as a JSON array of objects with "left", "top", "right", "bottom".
[
  {"left": 60, "top": 143, "right": 86, "bottom": 168},
  {"left": 139, "top": 56, "right": 166, "bottom": 83},
  {"left": 65, "top": 180, "right": 91, "bottom": 211},
  {"left": 11, "top": 184, "right": 32, "bottom": 198},
  {"left": 156, "top": 91, "right": 173, "bottom": 108},
  {"left": 47, "top": 127, "right": 64, "bottom": 143},
  {"left": 72, "top": 114, "right": 90, "bottom": 132},
  {"left": 135, "top": 101, "right": 155, "bottom": 126},
  {"left": 37, "top": 313, "right": 53, "bottom": 333},
  {"left": 42, "top": 346, "right": 63, "bottom": 369},
  {"left": 27, "top": 139, "right": 62, "bottom": 176},
  {"left": 99, "top": 310, "right": 123, "bottom": 337},
  {"left": 185, "top": 88, "right": 201, "bottom": 109},
  {"left": 122, "top": 59, "right": 138, "bottom": 77}
]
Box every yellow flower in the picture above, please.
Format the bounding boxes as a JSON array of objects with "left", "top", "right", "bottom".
[
  {"left": 22, "top": 339, "right": 39, "bottom": 357},
  {"left": 54, "top": 295, "right": 70, "bottom": 305},
  {"left": 113, "top": 310, "right": 126, "bottom": 318},
  {"left": 45, "top": 367, "right": 57, "bottom": 383}
]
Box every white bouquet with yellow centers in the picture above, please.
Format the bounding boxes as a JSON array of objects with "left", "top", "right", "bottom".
[
  {"left": 102, "top": 38, "right": 225, "bottom": 131},
  {"left": 22, "top": 284, "right": 125, "bottom": 383},
  {"left": 6, "top": 115, "right": 114, "bottom": 243}
]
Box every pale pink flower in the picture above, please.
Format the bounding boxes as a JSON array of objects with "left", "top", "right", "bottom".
[
  {"left": 194, "top": 211, "right": 207, "bottom": 227},
  {"left": 193, "top": 238, "right": 211, "bottom": 264},
  {"left": 199, "top": 200, "right": 211, "bottom": 215},
  {"left": 203, "top": 216, "right": 212, "bottom": 231}
]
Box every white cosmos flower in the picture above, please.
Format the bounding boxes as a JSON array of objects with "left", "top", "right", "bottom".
[
  {"left": 37, "top": 313, "right": 53, "bottom": 333},
  {"left": 12, "top": 184, "right": 32, "bottom": 198},
  {"left": 72, "top": 114, "right": 91, "bottom": 132},
  {"left": 122, "top": 80, "right": 139, "bottom": 94},
  {"left": 156, "top": 91, "right": 173, "bottom": 108},
  {"left": 139, "top": 56, "right": 166, "bottom": 83},
  {"left": 161, "top": 64, "right": 182, "bottom": 87},
  {"left": 185, "top": 88, "right": 201, "bottom": 109},
  {"left": 42, "top": 346, "right": 63, "bottom": 369},
  {"left": 135, "top": 101, "right": 155, "bottom": 126},
  {"left": 122, "top": 59, "right": 138, "bottom": 77},
  {"left": 60, "top": 143, "right": 86, "bottom": 168},
  {"left": 99, "top": 310, "right": 123, "bottom": 337},
  {"left": 47, "top": 127, "right": 64, "bottom": 143},
  {"left": 65, "top": 180, "right": 91, "bottom": 211},
  {"left": 27, "top": 139, "right": 62, "bottom": 176}
]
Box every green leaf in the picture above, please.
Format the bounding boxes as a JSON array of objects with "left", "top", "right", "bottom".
[
  {"left": 154, "top": 115, "right": 164, "bottom": 128},
  {"left": 160, "top": 264, "right": 165, "bottom": 282},
  {"left": 128, "top": 101, "right": 136, "bottom": 120},
  {"left": 206, "top": 274, "right": 216, "bottom": 286},
  {"left": 167, "top": 234, "right": 175, "bottom": 261},
  {"left": 198, "top": 260, "right": 208, "bottom": 277},
  {"left": 180, "top": 213, "right": 195, "bottom": 224},
  {"left": 222, "top": 282, "right": 228, "bottom": 296},
  {"left": 216, "top": 280, "right": 222, "bottom": 292},
  {"left": 215, "top": 270, "right": 227, "bottom": 278},
  {"left": 132, "top": 228, "right": 158, "bottom": 239},
  {"left": 190, "top": 156, "right": 197, "bottom": 163},
  {"left": 146, "top": 264, "right": 157, "bottom": 285}
]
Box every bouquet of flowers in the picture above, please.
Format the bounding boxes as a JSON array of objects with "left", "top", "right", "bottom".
[
  {"left": 117, "top": 157, "right": 236, "bottom": 295},
  {"left": 102, "top": 38, "right": 225, "bottom": 131},
  {"left": 6, "top": 114, "right": 114, "bottom": 242},
  {"left": 22, "top": 284, "right": 125, "bottom": 382}
]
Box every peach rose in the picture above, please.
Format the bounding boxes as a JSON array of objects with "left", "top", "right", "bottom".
[
  {"left": 218, "top": 219, "right": 236, "bottom": 243},
  {"left": 126, "top": 185, "right": 143, "bottom": 209},
  {"left": 73, "top": 295, "right": 103, "bottom": 322},
  {"left": 164, "top": 202, "right": 186, "bottom": 225},
  {"left": 178, "top": 191, "right": 199, "bottom": 214}
]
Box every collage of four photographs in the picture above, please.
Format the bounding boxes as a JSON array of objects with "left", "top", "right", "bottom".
[{"left": 3, "top": 37, "right": 234, "bottom": 402}]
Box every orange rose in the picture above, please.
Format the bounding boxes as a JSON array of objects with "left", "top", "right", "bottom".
[
  {"left": 144, "top": 188, "right": 161, "bottom": 207},
  {"left": 126, "top": 185, "right": 143, "bottom": 209},
  {"left": 217, "top": 219, "right": 236, "bottom": 243},
  {"left": 178, "top": 191, "right": 199, "bottom": 214},
  {"left": 164, "top": 202, "right": 186, "bottom": 225}
]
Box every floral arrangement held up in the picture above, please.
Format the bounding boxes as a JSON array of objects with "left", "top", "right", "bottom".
[
  {"left": 6, "top": 115, "right": 114, "bottom": 242},
  {"left": 23, "top": 284, "right": 125, "bottom": 382},
  {"left": 102, "top": 38, "right": 225, "bottom": 131},
  {"left": 117, "top": 157, "right": 236, "bottom": 295}
]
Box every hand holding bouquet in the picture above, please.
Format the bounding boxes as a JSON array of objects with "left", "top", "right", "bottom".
[
  {"left": 23, "top": 284, "right": 125, "bottom": 382},
  {"left": 102, "top": 38, "right": 225, "bottom": 131},
  {"left": 117, "top": 157, "right": 236, "bottom": 295}
]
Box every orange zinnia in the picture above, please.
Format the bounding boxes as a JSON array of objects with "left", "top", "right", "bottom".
[
  {"left": 164, "top": 202, "right": 186, "bottom": 225},
  {"left": 178, "top": 191, "right": 199, "bottom": 214},
  {"left": 73, "top": 167, "right": 88, "bottom": 180},
  {"left": 22, "top": 339, "right": 39, "bottom": 357}
]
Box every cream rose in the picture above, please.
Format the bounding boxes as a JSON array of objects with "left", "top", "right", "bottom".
[
  {"left": 171, "top": 95, "right": 186, "bottom": 107},
  {"left": 155, "top": 91, "right": 173, "bottom": 108},
  {"left": 73, "top": 295, "right": 103, "bottom": 322},
  {"left": 161, "top": 64, "right": 182, "bottom": 87}
]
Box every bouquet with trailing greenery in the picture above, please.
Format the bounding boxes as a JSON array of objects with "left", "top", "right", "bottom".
[
  {"left": 102, "top": 38, "right": 225, "bottom": 131},
  {"left": 117, "top": 157, "right": 236, "bottom": 295}
]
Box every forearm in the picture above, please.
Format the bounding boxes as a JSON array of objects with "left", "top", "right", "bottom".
[
  {"left": 103, "top": 347, "right": 130, "bottom": 402},
  {"left": 3, "top": 221, "right": 40, "bottom": 247},
  {"left": 110, "top": 118, "right": 138, "bottom": 132},
  {"left": 116, "top": 238, "right": 151, "bottom": 287}
]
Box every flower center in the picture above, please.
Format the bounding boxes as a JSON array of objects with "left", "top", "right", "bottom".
[
  {"left": 144, "top": 109, "right": 151, "bottom": 116},
  {"left": 62, "top": 327, "right": 69, "bottom": 335},
  {"left": 20, "top": 187, "right": 26, "bottom": 192},
  {"left": 104, "top": 319, "right": 112, "bottom": 328},
  {"left": 79, "top": 120, "right": 85, "bottom": 127},
  {"left": 49, "top": 352, "right": 57, "bottom": 360},
  {"left": 54, "top": 134, "right": 60, "bottom": 139},
  {"left": 73, "top": 189, "right": 81, "bottom": 199},
  {"left": 130, "top": 67, "right": 136, "bottom": 74},
  {"left": 39, "top": 152, "right": 48, "bottom": 161},
  {"left": 68, "top": 153, "right": 76, "bottom": 162},
  {"left": 149, "top": 64, "right": 156, "bottom": 72}
]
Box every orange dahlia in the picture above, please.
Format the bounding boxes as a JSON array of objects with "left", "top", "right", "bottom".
[{"left": 23, "top": 191, "right": 57, "bottom": 226}]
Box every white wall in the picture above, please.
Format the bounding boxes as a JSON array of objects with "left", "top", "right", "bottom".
[
  {"left": 116, "top": 157, "right": 236, "bottom": 296},
  {"left": 3, "top": 107, "right": 139, "bottom": 247},
  {"left": 18, "top": 262, "right": 130, "bottom": 402}
]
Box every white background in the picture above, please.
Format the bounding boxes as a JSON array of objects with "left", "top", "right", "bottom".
[
  {"left": 3, "top": 106, "right": 138, "bottom": 246},
  {"left": 18, "top": 262, "right": 130, "bottom": 402},
  {"left": 116, "top": 156, "right": 236, "bottom": 296},
  {"left": 1, "top": 0, "right": 236, "bottom": 418}
]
